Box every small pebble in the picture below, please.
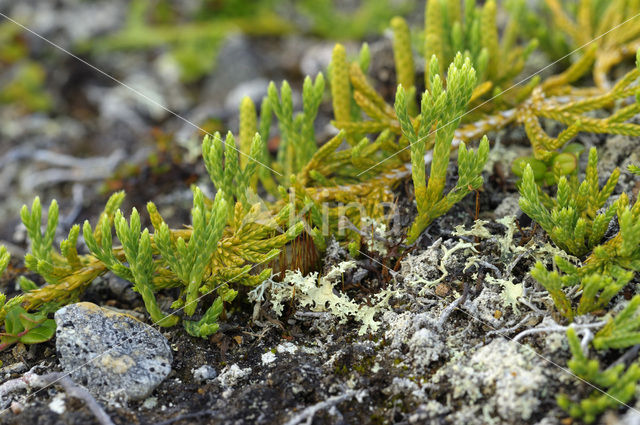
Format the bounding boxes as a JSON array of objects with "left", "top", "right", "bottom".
[
  {"left": 48, "top": 394, "right": 66, "bottom": 414},
  {"left": 435, "top": 283, "right": 450, "bottom": 297},
  {"left": 276, "top": 342, "right": 297, "bottom": 355},
  {"left": 55, "top": 302, "right": 172, "bottom": 401},
  {"left": 0, "top": 362, "right": 26, "bottom": 375},
  {"left": 142, "top": 397, "right": 158, "bottom": 409},
  {"left": 261, "top": 351, "right": 276, "bottom": 365},
  {"left": 10, "top": 401, "right": 23, "bottom": 414},
  {"left": 192, "top": 365, "right": 217, "bottom": 382}
]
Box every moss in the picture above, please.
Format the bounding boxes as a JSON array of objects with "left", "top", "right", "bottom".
[
  {"left": 334, "top": 364, "right": 349, "bottom": 377},
  {"left": 352, "top": 355, "right": 376, "bottom": 376}
]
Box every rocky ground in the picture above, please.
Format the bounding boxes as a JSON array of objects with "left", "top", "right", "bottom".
[{"left": 1, "top": 1, "right": 640, "bottom": 424}]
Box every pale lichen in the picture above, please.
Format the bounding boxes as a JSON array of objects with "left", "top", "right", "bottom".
[
  {"left": 253, "top": 261, "right": 395, "bottom": 335},
  {"left": 433, "top": 339, "right": 548, "bottom": 423}
]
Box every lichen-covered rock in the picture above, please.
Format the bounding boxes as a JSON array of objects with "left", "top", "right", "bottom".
[
  {"left": 433, "top": 339, "right": 548, "bottom": 423},
  {"left": 192, "top": 365, "right": 217, "bottom": 382},
  {"left": 215, "top": 364, "right": 252, "bottom": 399},
  {"left": 54, "top": 302, "right": 172, "bottom": 401},
  {"left": 381, "top": 310, "right": 448, "bottom": 376},
  {"left": 494, "top": 193, "right": 521, "bottom": 219}
]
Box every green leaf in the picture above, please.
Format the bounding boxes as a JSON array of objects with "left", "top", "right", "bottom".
[
  {"left": 511, "top": 156, "right": 546, "bottom": 179},
  {"left": 2, "top": 307, "right": 23, "bottom": 336},
  {"left": 552, "top": 152, "right": 577, "bottom": 176},
  {"left": 19, "top": 319, "right": 56, "bottom": 344},
  {"left": 0, "top": 306, "right": 55, "bottom": 348}
]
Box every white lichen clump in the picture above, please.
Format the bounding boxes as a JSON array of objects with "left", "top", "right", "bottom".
[
  {"left": 216, "top": 364, "right": 251, "bottom": 389},
  {"left": 251, "top": 261, "right": 395, "bottom": 335},
  {"left": 383, "top": 311, "right": 446, "bottom": 370},
  {"left": 433, "top": 339, "right": 548, "bottom": 423}
]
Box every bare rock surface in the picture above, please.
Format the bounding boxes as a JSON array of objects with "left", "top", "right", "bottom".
[{"left": 54, "top": 302, "right": 172, "bottom": 401}]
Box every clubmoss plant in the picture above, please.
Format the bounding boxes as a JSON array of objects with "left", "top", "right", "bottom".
[
  {"left": 557, "top": 327, "right": 640, "bottom": 423},
  {"left": 391, "top": 17, "right": 415, "bottom": 102},
  {"left": 395, "top": 54, "right": 490, "bottom": 244},
  {"left": 0, "top": 247, "right": 8, "bottom": 275},
  {"left": 510, "top": 0, "right": 640, "bottom": 89},
  {"left": 202, "top": 130, "right": 263, "bottom": 208},
  {"left": 147, "top": 190, "right": 227, "bottom": 318},
  {"left": 424, "top": 0, "right": 536, "bottom": 93},
  {"left": 593, "top": 295, "right": 640, "bottom": 350},
  {"left": 528, "top": 191, "right": 640, "bottom": 320},
  {"left": 114, "top": 208, "right": 180, "bottom": 327},
  {"left": 581, "top": 195, "right": 640, "bottom": 275},
  {"left": 0, "top": 132, "right": 304, "bottom": 345},
  {"left": 518, "top": 147, "right": 620, "bottom": 256},
  {"left": 331, "top": 12, "right": 640, "bottom": 197},
  {"left": 519, "top": 140, "right": 640, "bottom": 418},
  {"left": 530, "top": 262, "right": 633, "bottom": 321},
  {"left": 267, "top": 74, "right": 325, "bottom": 179},
  {"left": 523, "top": 148, "right": 640, "bottom": 320}
]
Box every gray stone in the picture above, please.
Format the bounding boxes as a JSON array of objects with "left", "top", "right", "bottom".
[
  {"left": 192, "top": 365, "right": 217, "bottom": 382},
  {"left": 54, "top": 302, "right": 172, "bottom": 401},
  {"left": 224, "top": 78, "right": 270, "bottom": 113},
  {"left": 494, "top": 194, "right": 521, "bottom": 219},
  {"left": 300, "top": 43, "right": 335, "bottom": 77},
  {"left": 203, "top": 35, "right": 264, "bottom": 104}
]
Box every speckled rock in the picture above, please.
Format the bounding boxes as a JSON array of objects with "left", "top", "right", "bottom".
[
  {"left": 54, "top": 302, "right": 172, "bottom": 401},
  {"left": 192, "top": 365, "right": 217, "bottom": 382}
]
